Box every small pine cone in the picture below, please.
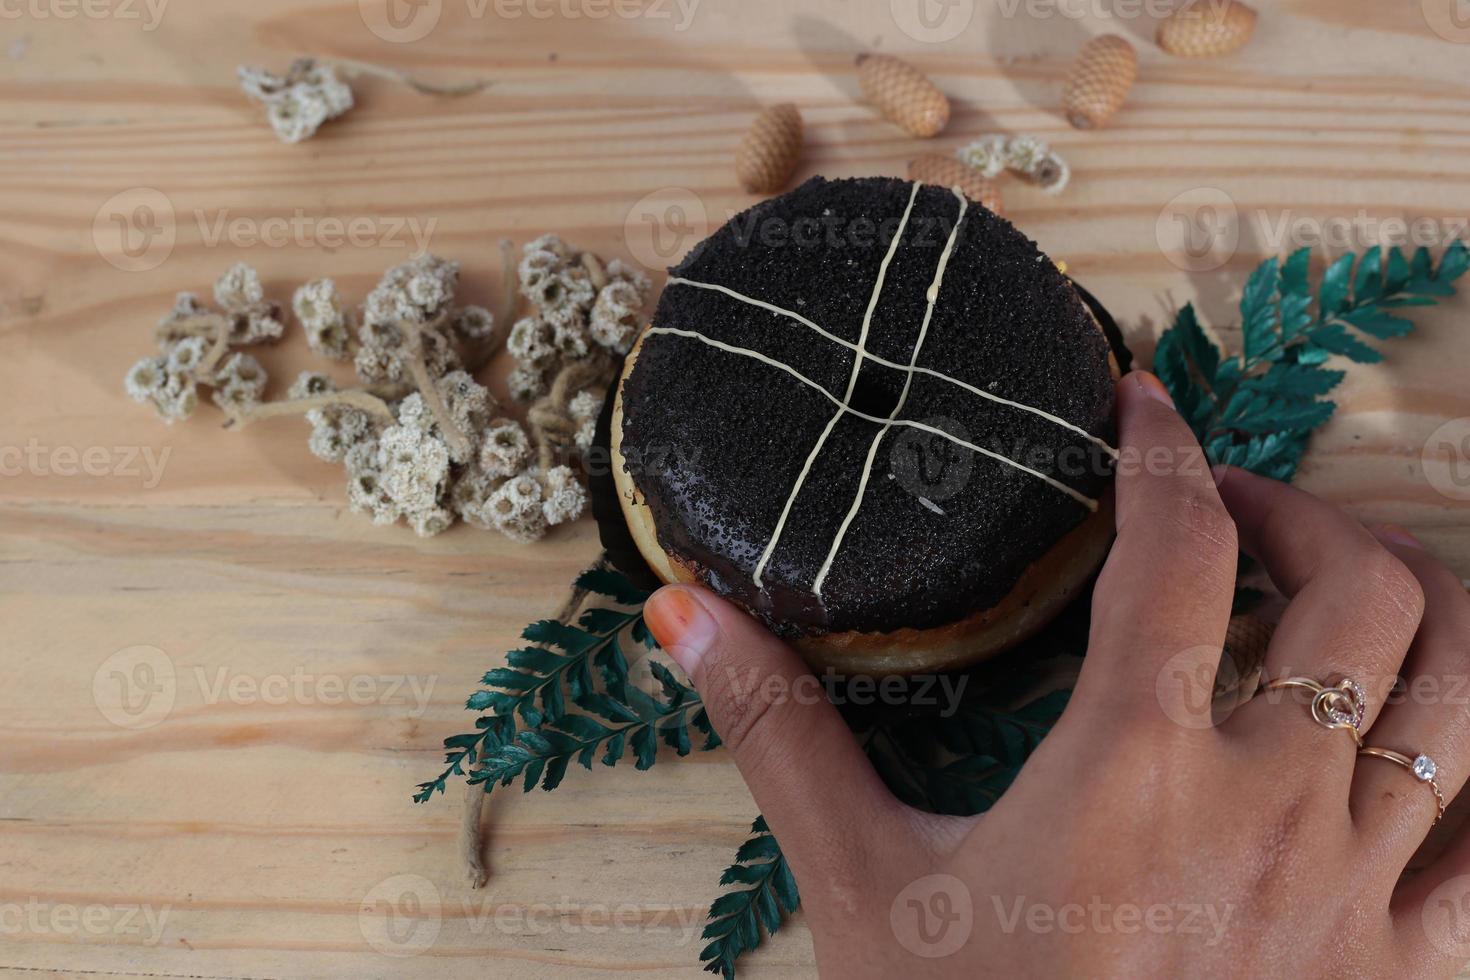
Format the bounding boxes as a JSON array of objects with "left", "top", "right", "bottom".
[
  {"left": 1063, "top": 35, "right": 1137, "bottom": 130},
  {"left": 735, "top": 103, "right": 803, "bottom": 194},
  {"left": 856, "top": 53, "right": 950, "bottom": 139},
  {"left": 908, "top": 154, "right": 1004, "bottom": 217},
  {"left": 1157, "top": 0, "right": 1256, "bottom": 58}
]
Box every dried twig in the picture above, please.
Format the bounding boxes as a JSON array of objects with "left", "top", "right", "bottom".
[
  {"left": 398, "top": 319, "right": 472, "bottom": 461},
  {"left": 323, "top": 57, "right": 490, "bottom": 98},
  {"left": 222, "top": 390, "right": 396, "bottom": 430}
]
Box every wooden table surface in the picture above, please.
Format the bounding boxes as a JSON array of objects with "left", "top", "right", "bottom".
[{"left": 3, "top": 0, "right": 1469, "bottom": 976}]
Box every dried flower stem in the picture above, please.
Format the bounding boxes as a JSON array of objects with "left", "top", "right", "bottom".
[
  {"left": 461, "top": 782, "right": 489, "bottom": 889},
  {"left": 198, "top": 327, "right": 234, "bottom": 377},
  {"left": 581, "top": 252, "right": 608, "bottom": 292},
  {"left": 154, "top": 312, "right": 228, "bottom": 345},
  {"left": 528, "top": 359, "right": 612, "bottom": 470},
  {"left": 222, "top": 390, "right": 396, "bottom": 430},
  {"left": 321, "top": 57, "right": 490, "bottom": 98},
  {"left": 399, "top": 319, "right": 473, "bottom": 461},
  {"left": 454, "top": 554, "right": 605, "bottom": 888}
]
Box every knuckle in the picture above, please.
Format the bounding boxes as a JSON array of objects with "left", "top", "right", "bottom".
[
  {"left": 1160, "top": 484, "right": 1238, "bottom": 555},
  {"left": 703, "top": 657, "right": 789, "bottom": 755},
  {"left": 1360, "top": 549, "right": 1426, "bottom": 620}
]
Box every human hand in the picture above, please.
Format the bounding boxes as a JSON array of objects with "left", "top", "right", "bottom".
[{"left": 643, "top": 370, "right": 1470, "bottom": 977}]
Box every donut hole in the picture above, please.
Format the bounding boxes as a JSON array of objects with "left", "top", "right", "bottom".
[{"left": 848, "top": 371, "right": 903, "bottom": 419}]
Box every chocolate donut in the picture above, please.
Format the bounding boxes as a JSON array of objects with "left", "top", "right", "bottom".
[{"left": 614, "top": 176, "right": 1118, "bottom": 673}]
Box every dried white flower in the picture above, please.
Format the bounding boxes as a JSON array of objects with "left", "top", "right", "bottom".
[
  {"left": 125, "top": 356, "right": 168, "bottom": 403},
  {"left": 1003, "top": 134, "right": 1051, "bottom": 176},
  {"left": 408, "top": 505, "right": 454, "bottom": 538},
  {"left": 568, "top": 389, "right": 604, "bottom": 451},
  {"left": 540, "top": 465, "right": 587, "bottom": 526},
  {"left": 507, "top": 316, "right": 557, "bottom": 370},
  {"left": 376, "top": 424, "right": 451, "bottom": 517},
  {"left": 238, "top": 59, "right": 354, "bottom": 144},
  {"left": 165, "top": 336, "right": 211, "bottom": 376},
  {"left": 228, "top": 307, "right": 287, "bottom": 345},
  {"left": 480, "top": 418, "right": 532, "bottom": 478},
  {"left": 363, "top": 253, "right": 460, "bottom": 328},
  {"left": 523, "top": 234, "right": 572, "bottom": 260},
  {"left": 604, "top": 259, "right": 652, "bottom": 299},
  {"left": 486, "top": 473, "right": 547, "bottom": 543},
  {"left": 345, "top": 439, "right": 401, "bottom": 525},
  {"left": 294, "top": 279, "right": 351, "bottom": 360},
  {"left": 151, "top": 376, "right": 200, "bottom": 424},
  {"left": 210, "top": 352, "right": 268, "bottom": 412},
  {"left": 1031, "top": 153, "right": 1071, "bottom": 195},
  {"left": 155, "top": 292, "right": 210, "bottom": 344},
  {"left": 529, "top": 266, "right": 595, "bottom": 328},
  {"left": 589, "top": 279, "right": 644, "bottom": 353},
  {"left": 448, "top": 465, "right": 498, "bottom": 530},
  {"left": 451, "top": 305, "right": 496, "bottom": 343},
  {"left": 552, "top": 319, "right": 591, "bottom": 360},
  {"left": 215, "top": 263, "right": 265, "bottom": 310},
  {"left": 956, "top": 135, "right": 1009, "bottom": 179},
  {"left": 507, "top": 364, "right": 547, "bottom": 403}
]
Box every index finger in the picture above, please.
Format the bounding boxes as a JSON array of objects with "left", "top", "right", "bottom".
[{"left": 1071, "top": 372, "right": 1239, "bottom": 728}]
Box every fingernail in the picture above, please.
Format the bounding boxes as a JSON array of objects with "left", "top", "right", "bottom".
[
  {"left": 644, "top": 586, "right": 718, "bottom": 676},
  {"left": 1375, "top": 523, "right": 1423, "bottom": 550},
  {"left": 1129, "top": 371, "right": 1175, "bottom": 408}
]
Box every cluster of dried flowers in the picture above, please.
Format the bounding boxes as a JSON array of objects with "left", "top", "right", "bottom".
[
  {"left": 957, "top": 134, "right": 1071, "bottom": 196},
  {"left": 237, "top": 58, "right": 490, "bottom": 144},
  {"left": 237, "top": 59, "right": 355, "bottom": 144},
  {"left": 125, "top": 239, "right": 651, "bottom": 542}
]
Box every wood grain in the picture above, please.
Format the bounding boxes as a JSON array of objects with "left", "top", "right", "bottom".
[{"left": 2, "top": 1, "right": 1469, "bottom": 976}]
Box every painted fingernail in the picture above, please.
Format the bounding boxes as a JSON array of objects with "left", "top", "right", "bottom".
[
  {"left": 1130, "top": 371, "right": 1175, "bottom": 407},
  {"left": 1375, "top": 523, "right": 1424, "bottom": 550},
  {"left": 644, "top": 586, "right": 718, "bottom": 676}
]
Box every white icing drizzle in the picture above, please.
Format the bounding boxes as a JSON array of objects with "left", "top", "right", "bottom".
[
  {"left": 666, "top": 280, "right": 1117, "bottom": 458},
  {"left": 751, "top": 181, "right": 923, "bottom": 590},
  {"left": 811, "top": 187, "right": 966, "bottom": 598},
  {"left": 645, "top": 325, "right": 1100, "bottom": 512}
]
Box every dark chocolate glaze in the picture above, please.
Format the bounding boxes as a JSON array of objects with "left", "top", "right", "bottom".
[{"left": 619, "top": 176, "right": 1116, "bottom": 637}]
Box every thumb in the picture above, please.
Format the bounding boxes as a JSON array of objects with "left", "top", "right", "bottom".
[{"left": 644, "top": 584, "right": 905, "bottom": 873}]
